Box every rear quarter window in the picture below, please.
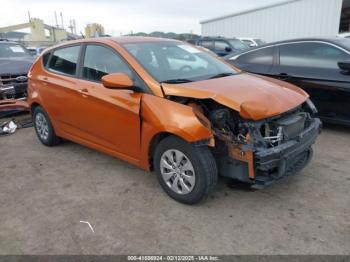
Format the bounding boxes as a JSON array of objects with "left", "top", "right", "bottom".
[{"left": 48, "top": 45, "right": 80, "bottom": 76}]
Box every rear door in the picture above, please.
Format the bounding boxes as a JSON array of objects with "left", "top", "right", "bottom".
[
  {"left": 44, "top": 44, "right": 83, "bottom": 133},
  {"left": 272, "top": 42, "right": 350, "bottom": 120},
  {"left": 230, "top": 46, "right": 275, "bottom": 75}
]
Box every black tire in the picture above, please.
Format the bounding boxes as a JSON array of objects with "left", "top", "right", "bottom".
[
  {"left": 33, "top": 106, "right": 62, "bottom": 146},
  {"left": 154, "top": 136, "right": 218, "bottom": 205}
]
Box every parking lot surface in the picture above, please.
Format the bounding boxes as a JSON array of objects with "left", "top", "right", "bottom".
[{"left": 0, "top": 122, "right": 349, "bottom": 255}]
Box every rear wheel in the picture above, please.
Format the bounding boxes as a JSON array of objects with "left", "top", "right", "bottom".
[
  {"left": 33, "top": 106, "right": 62, "bottom": 146},
  {"left": 154, "top": 136, "right": 217, "bottom": 204}
]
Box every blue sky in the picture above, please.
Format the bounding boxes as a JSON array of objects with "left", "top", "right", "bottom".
[{"left": 1, "top": 0, "right": 282, "bottom": 35}]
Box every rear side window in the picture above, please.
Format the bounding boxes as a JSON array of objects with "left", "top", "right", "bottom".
[
  {"left": 199, "top": 40, "right": 213, "bottom": 49},
  {"left": 82, "top": 44, "right": 132, "bottom": 82},
  {"left": 214, "top": 41, "right": 230, "bottom": 51},
  {"left": 236, "top": 47, "right": 274, "bottom": 65},
  {"left": 48, "top": 45, "right": 80, "bottom": 76}
]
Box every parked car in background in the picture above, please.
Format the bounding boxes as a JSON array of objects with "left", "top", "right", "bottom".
[
  {"left": 187, "top": 37, "right": 249, "bottom": 57},
  {"left": 0, "top": 40, "right": 34, "bottom": 100},
  {"left": 28, "top": 37, "right": 321, "bottom": 204},
  {"left": 27, "top": 46, "right": 47, "bottom": 57},
  {"left": 226, "top": 38, "right": 350, "bottom": 125},
  {"left": 338, "top": 32, "right": 350, "bottom": 38},
  {"left": 238, "top": 37, "right": 265, "bottom": 47}
]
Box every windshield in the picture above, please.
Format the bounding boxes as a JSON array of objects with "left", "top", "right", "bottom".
[
  {"left": 254, "top": 39, "right": 265, "bottom": 45},
  {"left": 0, "top": 43, "right": 31, "bottom": 59},
  {"left": 123, "top": 42, "right": 237, "bottom": 83},
  {"left": 229, "top": 39, "right": 249, "bottom": 51}
]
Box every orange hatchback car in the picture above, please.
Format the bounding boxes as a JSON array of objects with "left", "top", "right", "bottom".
[{"left": 28, "top": 37, "right": 321, "bottom": 204}]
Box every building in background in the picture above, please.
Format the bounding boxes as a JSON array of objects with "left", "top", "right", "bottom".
[
  {"left": 201, "top": 0, "right": 350, "bottom": 42},
  {"left": 85, "top": 23, "right": 105, "bottom": 38},
  {"left": 0, "top": 18, "right": 79, "bottom": 47}
]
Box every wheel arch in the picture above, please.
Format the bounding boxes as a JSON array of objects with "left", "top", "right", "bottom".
[
  {"left": 30, "top": 102, "right": 41, "bottom": 113},
  {"left": 147, "top": 132, "right": 187, "bottom": 171}
]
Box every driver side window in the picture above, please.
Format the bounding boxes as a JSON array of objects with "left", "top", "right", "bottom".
[{"left": 82, "top": 44, "right": 132, "bottom": 82}]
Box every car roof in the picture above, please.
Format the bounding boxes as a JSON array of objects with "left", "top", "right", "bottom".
[
  {"left": 226, "top": 37, "right": 350, "bottom": 59},
  {"left": 263, "top": 37, "right": 350, "bottom": 49},
  {"left": 42, "top": 36, "right": 182, "bottom": 53},
  {"left": 196, "top": 37, "right": 239, "bottom": 41}
]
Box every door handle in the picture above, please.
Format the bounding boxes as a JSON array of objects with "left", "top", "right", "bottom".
[
  {"left": 78, "top": 88, "right": 89, "bottom": 93},
  {"left": 42, "top": 77, "right": 48, "bottom": 86},
  {"left": 77, "top": 88, "right": 89, "bottom": 98}
]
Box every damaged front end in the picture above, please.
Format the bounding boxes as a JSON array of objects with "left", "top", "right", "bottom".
[{"left": 171, "top": 96, "right": 321, "bottom": 188}]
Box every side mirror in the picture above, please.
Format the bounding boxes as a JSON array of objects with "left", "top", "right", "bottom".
[
  {"left": 225, "top": 46, "right": 232, "bottom": 53},
  {"left": 101, "top": 73, "right": 134, "bottom": 89},
  {"left": 225, "top": 47, "right": 232, "bottom": 52},
  {"left": 338, "top": 61, "right": 350, "bottom": 72}
]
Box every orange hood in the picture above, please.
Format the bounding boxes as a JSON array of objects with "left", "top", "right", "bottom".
[{"left": 161, "top": 73, "right": 309, "bottom": 120}]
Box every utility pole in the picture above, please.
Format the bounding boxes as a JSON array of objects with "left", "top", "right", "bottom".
[
  {"left": 73, "top": 19, "right": 77, "bottom": 34},
  {"left": 60, "top": 12, "right": 64, "bottom": 29},
  {"left": 68, "top": 20, "right": 74, "bottom": 34},
  {"left": 27, "top": 11, "right": 31, "bottom": 22},
  {"left": 54, "top": 11, "right": 59, "bottom": 28}
]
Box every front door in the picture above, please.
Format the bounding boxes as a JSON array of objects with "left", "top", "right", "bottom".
[{"left": 69, "top": 44, "right": 142, "bottom": 160}]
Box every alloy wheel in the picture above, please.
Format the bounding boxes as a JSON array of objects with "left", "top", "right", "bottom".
[{"left": 35, "top": 112, "right": 49, "bottom": 141}]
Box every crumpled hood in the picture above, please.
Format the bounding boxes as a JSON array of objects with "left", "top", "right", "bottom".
[
  {"left": 0, "top": 57, "right": 34, "bottom": 75},
  {"left": 161, "top": 73, "right": 309, "bottom": 120}
]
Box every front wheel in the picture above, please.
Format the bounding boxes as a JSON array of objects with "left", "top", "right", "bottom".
[{"left": 154, "top": 136, "right": 218, "bottom": 205}]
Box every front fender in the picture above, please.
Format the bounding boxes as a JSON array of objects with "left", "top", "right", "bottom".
[{"left": 139, "top": 94, "right": 213, "bottom": 170}]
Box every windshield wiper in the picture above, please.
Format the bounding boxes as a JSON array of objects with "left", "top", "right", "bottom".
[
  {"left": 208, "top": 72, "right": 235, "bottom": 79},
  {"left": 161, "top": 79, "right": 193, "bottom": 84}
]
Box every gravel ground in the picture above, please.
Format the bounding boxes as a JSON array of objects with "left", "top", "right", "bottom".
[{"left": 0, "top": 119, "right": 349, "bottom": 255}]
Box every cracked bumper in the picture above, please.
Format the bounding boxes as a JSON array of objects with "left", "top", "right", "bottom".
[{"left": 252, "top": 118, "right": 322, "bottom": 188}]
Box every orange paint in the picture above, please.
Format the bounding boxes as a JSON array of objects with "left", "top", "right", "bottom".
[{"left": 28, "top": 37, "right": 309, "bottom": 171}]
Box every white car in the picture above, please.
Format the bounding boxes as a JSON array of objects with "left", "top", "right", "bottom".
[
  {"left": 338, "top": 32, "right": 350, "bottom": 38},
  {"left": 238, "top": 38, "right": 265, "bottom": 47}
]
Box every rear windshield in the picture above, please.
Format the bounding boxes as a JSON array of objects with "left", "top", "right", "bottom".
[{"left": 254, "top": 39, "right": 265, "bottom": 45}]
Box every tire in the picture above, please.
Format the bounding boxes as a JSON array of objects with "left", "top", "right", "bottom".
[
  {"left": 154, "top": 136, "right": 218, "bottom": 205},
  {"left": 33, "top": 106, "right": 62, "bottom": 146}
]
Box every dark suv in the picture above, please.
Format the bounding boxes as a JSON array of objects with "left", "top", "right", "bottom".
[
  {"left": 187, "top": 37, "right": 249, "bottom": 57},
  {"left": 0, "top": 40, "right": 34, "bottom": 100}
]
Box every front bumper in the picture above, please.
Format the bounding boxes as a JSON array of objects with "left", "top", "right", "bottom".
[
  {"left": 0, "top": 83, "right": 27, "bottom": 99},
  {"left": 252, "top": 118, "right": 322, "bottom": 188}
]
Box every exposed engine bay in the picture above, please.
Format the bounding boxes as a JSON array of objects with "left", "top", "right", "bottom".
[{"left": 168, "top": 95, "right": 322, "bottom": 188}]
